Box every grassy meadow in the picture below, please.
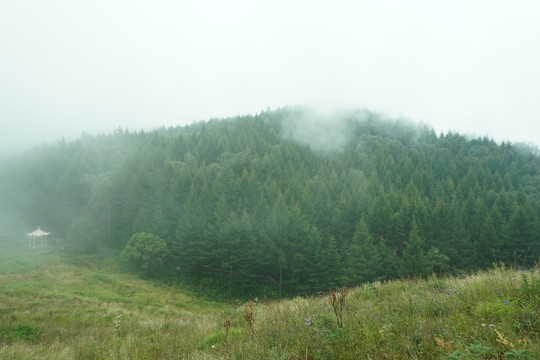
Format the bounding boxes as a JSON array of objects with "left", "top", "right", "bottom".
[{"left": 0, "top": 243, "right": 538, "bottom": 359}]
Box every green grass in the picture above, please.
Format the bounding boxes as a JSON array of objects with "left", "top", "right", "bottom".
[{"left": 1, "top": 245, "right": 539, "bottom": 359}]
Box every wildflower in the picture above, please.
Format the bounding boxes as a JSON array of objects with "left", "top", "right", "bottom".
[
  {"left": 114, "top": 314, "right": 122, "bottom": 328},
  {"left": 304, "top": 317, "right": 311, "bottom": 325}
]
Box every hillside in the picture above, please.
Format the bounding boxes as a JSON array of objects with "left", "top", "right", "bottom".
[
  {"left": 0, "top": 246, "right": 538, "bottom": 359},
  {"left": 1, "top": 107, "right": 540, "bottom": 295}
]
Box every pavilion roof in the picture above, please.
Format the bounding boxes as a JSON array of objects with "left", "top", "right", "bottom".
[{"left": 27, "top": 226, "right": 50, "bottom": 237}]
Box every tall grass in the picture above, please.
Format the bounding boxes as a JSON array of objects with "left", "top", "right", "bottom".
[{"left": 1, "top": 247, "right": 538, "bottom": 359}]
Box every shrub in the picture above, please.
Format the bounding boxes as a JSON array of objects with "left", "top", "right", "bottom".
[{"left": 121, "top": 232, "right": 170, "bottom": 277}]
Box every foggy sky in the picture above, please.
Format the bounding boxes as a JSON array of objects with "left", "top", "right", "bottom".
[{"left": 1, "top": 0, "right": 540, "bottom": 155}]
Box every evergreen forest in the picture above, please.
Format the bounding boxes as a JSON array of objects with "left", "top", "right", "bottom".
[{"left": 1, "top": 107, "right": 539, "bottom": 296}]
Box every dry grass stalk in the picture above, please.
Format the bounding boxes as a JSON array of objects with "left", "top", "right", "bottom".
[
  {"left": 329, "top": 286, "right": 348, "bottom": 328},
  {"left": 494, "top": 328, "right": 514, "bottom": 348},
  {"left": 434, "top": 337, "right": 452, "bottom": 351},
  {"left": 243, "top": 300, "right": 255, "bottom": 332},
  {"left": 223, "top": 320, "right": 231, "bottom": 340}
]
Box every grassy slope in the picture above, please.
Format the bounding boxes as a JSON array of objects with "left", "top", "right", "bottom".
[
  {"left": 0, "top": 245, "right": 538, "bottom": 360},
  {"left": 0, "top": 247, "right": 224, "bottom": 359}
]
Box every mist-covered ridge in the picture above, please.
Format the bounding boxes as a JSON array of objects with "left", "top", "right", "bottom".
[{"left": 1, "top": 107, "right": 539, "bottom": 295}]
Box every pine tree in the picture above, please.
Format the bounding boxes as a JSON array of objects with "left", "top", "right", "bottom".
[
  {"left": 504, "top": 201, "right": 540, "bottom": 265},
  {"left": 474, "top": 212, "right": 503, "bottom": 268},
  {"left": 401, "top": 219, "right": 431, "bottom": 278},
  {"left": 343, "top": 219, "right": 379, "bottom": 285},
  {"left": 172, "top": 193, "right": 208, "bottom": 274},
  {"left": 323, "top": 236, "right": 343, "bottom": 288}
]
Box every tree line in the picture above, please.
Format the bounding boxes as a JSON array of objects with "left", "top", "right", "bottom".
[{"left": 1, "top": 107, "right": 539, "bottom": 296}]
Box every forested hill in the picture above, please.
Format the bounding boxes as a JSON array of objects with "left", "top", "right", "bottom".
[{"left": 1, "top": 107, "right": 540, "bottom": 295}]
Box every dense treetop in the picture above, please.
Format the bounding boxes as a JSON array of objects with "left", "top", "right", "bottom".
[{"left": 1, "top": 107, "right": 539, "bottom": 296}]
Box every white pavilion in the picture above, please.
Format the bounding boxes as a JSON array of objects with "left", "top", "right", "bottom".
[{"left": 26, "top": 226, "right": 50, "bottom": 248}]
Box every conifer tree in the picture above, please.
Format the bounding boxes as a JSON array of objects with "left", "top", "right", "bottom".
[
  {"left": 343, "top": 219, "right": 379, "bottom": 285},
  {"left": 323, "top": 236, "right": 343, "bottom": 288},
  {"left": 401, "top": 219, "right": 431, "bottom": 278}
]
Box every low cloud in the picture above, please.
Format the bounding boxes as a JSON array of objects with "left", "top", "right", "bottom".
[{"left": 281, "top": 107, "right": 365, "bottom": 153}]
